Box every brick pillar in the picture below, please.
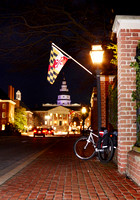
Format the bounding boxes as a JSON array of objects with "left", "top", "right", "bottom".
[
  {"left": 113, "top": 16, "right": 140, "bottom": 174},
  {"left": 100, "top": 75, "right": 115, "bottom": 128},
  {"left": 90, "top": 76, "right": 115, "bottom": 131},
  {"left": 8, "top": 85, "right": 14, "bottom": 100},
  {"left": 8, "top": 85, "right": 13, "bottom": 100},
  {"left": 90, "top": 87, "right": 98, "bottom": 131}
]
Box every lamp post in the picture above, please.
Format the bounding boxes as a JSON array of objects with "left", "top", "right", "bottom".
[
  {"left": 90, "top": 45, "right": 104, "bottom": 132},
  {"left": 81, "top": 106, "right": 87, "bottom": 135}
]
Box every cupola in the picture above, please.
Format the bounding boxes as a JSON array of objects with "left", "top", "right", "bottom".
[{"left": 57, "top": 77, "right": 71, "bottom": 106}]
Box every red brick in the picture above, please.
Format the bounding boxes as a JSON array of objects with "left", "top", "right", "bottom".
[
  {"left": 121, "top": 48, "right": 132, "bottom": 52},
  {"left": 120, "top": 33, "right": 131, "bottom": 37},
  {"left": 130, "top": 29, "right": 140, "bottom": 32},
  {"left": 121, "top": 40, "right": 132, "bottom": 44},
  {"left": 131, "top": 37, "right": 140, "bottom": 40}
]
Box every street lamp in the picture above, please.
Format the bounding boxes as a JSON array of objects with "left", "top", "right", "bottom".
[
  {"left": 90, "top": 45, "right": 104, "bottom": 132},
  {"left": 90, "top": 45, "right": 104, "bottom": 64},
  {"left": 81, "top": 106, "right": 87, "bottom": 134},
  {"left": 81, "top": 107, "right": 87, "bottom": 115}
]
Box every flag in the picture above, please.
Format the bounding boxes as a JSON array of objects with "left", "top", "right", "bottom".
[{"left": 47, "top": 45, "right": 68, "bottom": 84}]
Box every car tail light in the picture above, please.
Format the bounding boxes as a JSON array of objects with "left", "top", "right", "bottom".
[
  {"left": 34, "top": 129, "right": 37, "bottom": 133},
  {"left": 42, "top": 130, "right": 46, "bottom": 133}
]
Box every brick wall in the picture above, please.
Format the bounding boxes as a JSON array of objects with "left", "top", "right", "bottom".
[
  {"left": 113, "top": 16, "right": 140, "bottom": 174},
  {"left": 90, "top": 87, "right": 98, "bottom": 131},
  {"left": 0, "top": 101, "right": 15, "bottom": 130},
  {"left": 127, "top": 150, "right": 140, "bottom": 186},
  {"left": 100, "top": 75, "right": 115, "bottom": 128}
]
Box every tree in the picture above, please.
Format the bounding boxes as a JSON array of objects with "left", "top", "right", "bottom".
[
  {"left": 107, "top": 43, "right": 117, "bottom": 66},
  {"left": 72, "top": 113, "right": 81, "bottom": 127},
  {"left": 14, "top": 107, "right": 27, "bottom": 132},
  {"left": 0, "top": 0, "right": 114, "bottom": 73},
  {"left": 33, "top": 112, "right": 44, "bottom": 127}
]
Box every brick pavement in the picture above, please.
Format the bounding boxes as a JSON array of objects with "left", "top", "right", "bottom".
[{"left": 0, "top": 137, "right": 140, "bottom": 200}]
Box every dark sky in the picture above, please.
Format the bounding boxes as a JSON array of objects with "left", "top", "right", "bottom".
[{"left": 0, "top": 0, "right": 139, "bottom": 108}]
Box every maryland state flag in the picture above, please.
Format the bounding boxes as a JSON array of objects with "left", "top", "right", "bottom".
[{"left": 47, "top": 45, "right": 68, "bottom": 84}]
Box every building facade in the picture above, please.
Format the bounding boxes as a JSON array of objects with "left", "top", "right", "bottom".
[
  {"left": 0, "top": 86, "right": 16, "bottom": 131},
  {"left": 0, "top": 86, "right": 33, "bottom": 132},
  {"left": 33, "top": 76, "right": 82, "bottom": 133},
  {"left": 34, "top": 104, "right": 82, "bottom": 133}
]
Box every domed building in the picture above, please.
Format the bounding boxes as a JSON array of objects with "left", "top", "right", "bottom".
[
  {"left": 33, "top": 76, "right": 83, "bottom": 133},
  {"left": 57, "top": 77, "right": 71, "bottom": 106}
]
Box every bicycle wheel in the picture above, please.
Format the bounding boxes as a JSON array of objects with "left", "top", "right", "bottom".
[
  {"left": 74, "top": 136, "right": 96, "bottom": 160},
  {"left": 98, "top": 137, "right": 114, "bottom": 163}
]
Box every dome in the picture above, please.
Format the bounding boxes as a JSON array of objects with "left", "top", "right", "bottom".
[{"left": 57, "top": 77, "right": 71, "bottom": 106}]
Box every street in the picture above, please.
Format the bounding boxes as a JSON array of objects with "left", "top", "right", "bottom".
[
  {"left": 0, "top": 135, "right": 140, "bottom": 200},
  {"left": 0, "top": 136, "right": 59, "bottom": 177}
]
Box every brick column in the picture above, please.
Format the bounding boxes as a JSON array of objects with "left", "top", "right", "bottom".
[
  {"left": 100, "top": 75, "right": 115, "bottom": 128},
  {"left": 90, "top": 87, "right": 98, "bottom": 131},
  {"left": 90, "top": 75, "right": 115, "bottom": 131},
  {"left": 113, "top": 16, "right": 140, "bottom": 174}
]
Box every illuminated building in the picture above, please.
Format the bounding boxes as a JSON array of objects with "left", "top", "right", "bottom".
[
  {"left": 33, "top": 76, "right": 82, "bottom": 133},
  {"left": 0, "top": 85, "right": 33, "bottom": 132},
  {"left": 0, "top": 86, "right": 15, "bottom": 131}
]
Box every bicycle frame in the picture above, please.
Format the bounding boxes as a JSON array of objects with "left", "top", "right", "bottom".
[
  {"left": 86, "top": 131, "right": 105, "bottom": 152},
  {"left": 85, "top": 131, "right": 98, "bottom": 149}
]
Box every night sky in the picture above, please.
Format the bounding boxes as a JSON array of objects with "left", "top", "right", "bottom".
[{"left": 0, "top": 0, "right": 139, "bottom": 109}]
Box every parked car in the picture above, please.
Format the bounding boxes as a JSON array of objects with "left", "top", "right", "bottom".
[
  {"left": 33, "top": 128, "right": 46, "bottom": 137},
  {"left": 46, "top": 128, "right": 54, "bottom": 135}
]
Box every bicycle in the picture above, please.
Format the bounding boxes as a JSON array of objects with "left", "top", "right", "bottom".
[{"left": 73, "top": 127, "right": 115, "bottom": 163}]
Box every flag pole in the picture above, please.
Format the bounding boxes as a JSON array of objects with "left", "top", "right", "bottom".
[{"left": 52, "top": 43, "right": 92, "bottom": 75}]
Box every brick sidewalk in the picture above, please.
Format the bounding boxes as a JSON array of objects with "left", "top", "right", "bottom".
[{"left": 0, "top": 138, "right": 140, "bottom": 200}]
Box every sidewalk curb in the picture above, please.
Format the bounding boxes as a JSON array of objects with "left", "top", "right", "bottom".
[{"left": 0, "top": 143, "right": 56, "bottom": 186}]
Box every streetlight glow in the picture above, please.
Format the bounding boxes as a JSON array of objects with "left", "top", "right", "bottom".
[
  {"left": 81, "top": 107, "right": 87, "bottom": 114},
  {"left": 90, "top": 45, "right": 104, "bottom": 64}
]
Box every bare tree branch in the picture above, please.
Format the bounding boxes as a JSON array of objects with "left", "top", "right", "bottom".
[{"left": 0, "top": 1, "right": 113, "bottom": 72}]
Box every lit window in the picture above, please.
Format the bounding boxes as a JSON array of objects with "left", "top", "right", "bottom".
[
  {"left": 45, "top": 115, "right": 50, "bottom": 119},
  {"left": 2, "top": 112, "right": 6, "bottom": 118},
  {"left": 63, "top": 120, "right": 67, "bottom": 125},
  {"left": 2, "top": 104, "right": 6, "bottom": 109},
  {"left": 2, "top": 124, "right": 5, "bottom": 130}
]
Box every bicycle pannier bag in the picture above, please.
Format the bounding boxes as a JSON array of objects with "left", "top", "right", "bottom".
[
  {"left": 97, "top": 128, "right": 109, "bottom": 149},
  {"left": 112, "top": 131, "right": 118, "bottom": 148}
]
